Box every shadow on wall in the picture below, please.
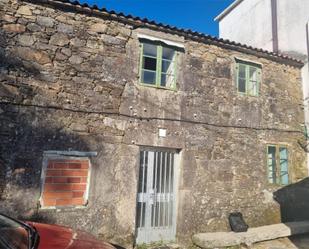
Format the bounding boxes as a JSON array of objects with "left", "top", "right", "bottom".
[
  {"left": 1, "top": 20, "right": 132, "bottom": 249},
  {"left": 0, "top": 103, "right": 94, "bottom": 224},
  {"left": 111, "top": 244, "right": 126, "bottom": 249},
  {"left": 0, "top": 28, "right": 93, "bottom": 225},
  {"left": 0, "top": 158, "right": 5, "bottom": 200},
  {"left": 274, "top": 177, "right": 309, "bottom": 223}
]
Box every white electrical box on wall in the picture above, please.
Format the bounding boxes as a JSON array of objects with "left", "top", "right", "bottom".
[{"left": 158, "top": 128, "right": 167, "bottom": 137}]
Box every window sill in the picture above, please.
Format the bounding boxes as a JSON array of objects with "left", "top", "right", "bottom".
[
  {"left": 267, "top": 182, "right": 290, "bottom": 188},
  {"left": 139, "top": 82, "right": 177, "bottom": 91},
  {"left": 39, "top": 204, "right": 88, "bottom": 211},
  {"left": 237, "top": 92, "right": 259, "bottom": 98}
]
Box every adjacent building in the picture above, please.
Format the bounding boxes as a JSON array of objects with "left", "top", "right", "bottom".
[
  {"left": 0, "top": 0, "right": 308, "bottom": 247},
  {"left": 215, "top": 0, "right": 309, "bottom": 164}
]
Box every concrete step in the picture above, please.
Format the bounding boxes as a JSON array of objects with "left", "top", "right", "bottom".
[
  {"left": 193, "top": 221, "right": 309, "bottom": 248},
  {"left": 146, "top": 243, "right": 181, "bottom": 249}
]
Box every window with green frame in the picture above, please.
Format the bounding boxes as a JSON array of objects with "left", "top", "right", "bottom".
[
  {"left": 236, "top": 60, "right": 261, "bottom": 96},
  {"left": 267, "top": 145, "right": 289, "bottom": 185},
  {"left": 139, "top": 41, "right": 177, "bottom": 89}
]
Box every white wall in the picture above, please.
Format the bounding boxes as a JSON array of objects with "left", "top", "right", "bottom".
[
  {"left": 277, "top": 0, "right": 309, "bottom": 58},
  {"left": 219, "top": 0, "right": 273, "bottom": 50}
]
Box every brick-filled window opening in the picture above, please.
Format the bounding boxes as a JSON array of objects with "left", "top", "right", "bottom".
[
  {"left": 41, "top": 159, "right": 90, "bottom": 208},
  {"left": 267, "top": 145, "right": 289, "bottom": 185},
  {"left": 140, "top": 41, "right": 177, "bottom": 89},
  {"left": 236, "top": 60, "right": 261, "bottom": 96}
]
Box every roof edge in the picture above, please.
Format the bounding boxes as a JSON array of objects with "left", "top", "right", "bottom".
[
  {"left": 24, "top": 0, "right": 304, "bottom": 68},
  {"left": 214, "top": 0, "right": 244, "bottom": 21}
]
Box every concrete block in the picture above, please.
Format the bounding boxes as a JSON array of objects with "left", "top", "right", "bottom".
[{"left": 193, "top": 221, "right": 309, "bottom": 248}]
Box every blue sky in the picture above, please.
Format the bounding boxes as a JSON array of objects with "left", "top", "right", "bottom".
[{"left": 78, "top": 0, "right": 234, "bottom": 36}]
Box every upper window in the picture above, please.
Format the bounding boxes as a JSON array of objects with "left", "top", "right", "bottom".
[
  {"left": 140, "top": 41, "right": 177, "bottom": 89},
  {"left": 236, "top": 60, "right": 261, "bottom": 96},
  {"left": 267, "top": 145, "right": 289, "bottom": 185}
]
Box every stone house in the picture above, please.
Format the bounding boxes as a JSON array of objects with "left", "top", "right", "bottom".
[{"left": 0, "top": 0, "right": 307, "bottom": 247}]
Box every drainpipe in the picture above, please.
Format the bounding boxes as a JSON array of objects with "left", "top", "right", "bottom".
[{"left": 271, "top": 0, "right": 279, "bottom": 53}]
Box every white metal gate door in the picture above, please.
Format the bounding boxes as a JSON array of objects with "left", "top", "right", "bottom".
[{"left": 136, "top": 149, "right": 178, "bottom": 244}]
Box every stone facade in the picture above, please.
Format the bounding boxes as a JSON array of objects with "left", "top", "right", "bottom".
[{"left": 0, "top": 0, "right": 307, "bottom": 247}]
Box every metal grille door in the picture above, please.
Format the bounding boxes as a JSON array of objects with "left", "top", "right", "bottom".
[{"left": 136, "top": 149, "right": 179, "bottom": 244}]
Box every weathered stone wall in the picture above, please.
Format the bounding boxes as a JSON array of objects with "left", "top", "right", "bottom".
[{"left": 0, "top": 0, "right": 307, "bottom": 247}]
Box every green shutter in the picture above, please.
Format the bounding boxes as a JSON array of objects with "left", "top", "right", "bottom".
[
  {"left": 156, "top": 45, "right": 162, "bottom": 87},
  {"left": 236, "top": 60, "right": 261, "bottom": 96},
  {"left": 139, "top": 43, "right": 144, "bottom": 84},
  {"left": 139, "top": 42, "right": 177, "bottom": 90},
  {"left": 256, "top": 68, "right": 262, "bottom": 96},
  {"left": 245, "top": 64, "right": 249, "bottom": 95},
  {"left": 235, "top": 63, "right": 239, "bottom": 91},
  {"left": 267, "top": 145, "right": 289, "bottom": 185},
  {"left": 267, "top": 145, "right": 277, "bottom": 184},
  {"left": 171, "top": 52, "right": 178, "bottom": 90},
  {"left": 279, "top": 147, "right": 289, "bottom": 185}
]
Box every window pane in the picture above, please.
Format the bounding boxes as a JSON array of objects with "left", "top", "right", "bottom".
[
  {"left": 143, "top": 43, "right": 157, "bottom": 57},
  {"left": 162, "top": 60, "right": 175, "bottom": 74},
  {"left": 238, "top": 64, "right": 246, "bottom": 78},
  {"left": 142, "top": 70, "right": 156, "bottom": 84},
  {"left": 248, "top": 80, "right": 258, "bottom": 96},
  {"left": 249, "top": 66, "right": 257, "bottom": 81},
  {"left": 238, "top": 78, "right": 246, "bottom": 93},
  {"left": 162, "top": 47, "right": 175, "bottom": 60},
  {"left": 267, "top": 146, "right": 276, "bottom": 184},
  {"left": 143, "top": 56, "right": 157, "bottom": 71},
  {"left": 279, "top": 147, "right": 288, "bottom": 185},
  {"left": 161, "top": 74, "right": 174, "bottom": 88}
]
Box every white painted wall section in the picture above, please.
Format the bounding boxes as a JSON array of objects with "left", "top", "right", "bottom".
[
  {"left": 218, "top": 0, "right": 273, "bottom": 51},
  {"left": 277, "top": 0, "right": 309, "bottom": 57}
]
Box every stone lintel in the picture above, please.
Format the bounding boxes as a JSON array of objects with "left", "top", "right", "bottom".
[{"left": 43, "top": 150, "right": 98, "bottom": 157}]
